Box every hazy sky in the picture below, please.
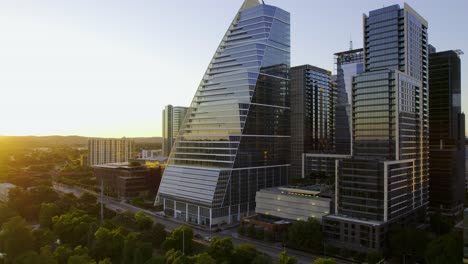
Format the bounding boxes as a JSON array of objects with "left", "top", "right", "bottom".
[{"left": 0, "top": 0, "right": 467, "bottom": 137}]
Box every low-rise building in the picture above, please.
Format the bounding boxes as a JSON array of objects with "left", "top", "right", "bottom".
[
  {"left": 94, "top": 162, "right": 162, "bottom": 200},
  {"left": 255, "top": 185, "right": 332, "bottom": 222}
]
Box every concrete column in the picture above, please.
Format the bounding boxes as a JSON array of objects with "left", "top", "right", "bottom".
[
  {"left": 174, "top": 201, "right": 177, "bottom": 218},
  {"left": 228, "top": 206, "right": 231, "bottom": 224},
  {"left": 209, "top": 208, "right": 212, "bottom": 227},
  {"left": 197, "top": 206, "right": 200, "bottom": 225},
  {"left": 186, "top": 203, "right": 189, "bottom": 222}
]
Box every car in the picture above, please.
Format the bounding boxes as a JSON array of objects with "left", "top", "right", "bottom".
[
  {"left": 194, "top": 234, "right": 202, "bottom": 239},
  {"left": 203, "top": 236, "right": 212, "bottom": 242}
]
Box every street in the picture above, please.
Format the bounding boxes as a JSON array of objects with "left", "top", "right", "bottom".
[{"left": 53, "top": 183, "right": 353, "bottom": 264}]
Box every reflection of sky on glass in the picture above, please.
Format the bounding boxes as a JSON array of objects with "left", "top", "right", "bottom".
[{"left": 0, "top": 0, "right": 467, "bottom": 137}]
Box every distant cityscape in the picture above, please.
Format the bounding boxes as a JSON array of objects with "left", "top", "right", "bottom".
[{"left": 1, "top": 0, "right": 467, "bottom": 263}]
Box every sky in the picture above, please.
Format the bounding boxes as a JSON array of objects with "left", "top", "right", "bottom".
[{"left": 0, "top": 0, "right": 467, "bottom": 138}]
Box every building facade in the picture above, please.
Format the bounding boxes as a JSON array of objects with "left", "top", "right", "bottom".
[
  {"left": 323, "top": 3, "right": 429, "bottom": 253},
  {"left": 290, "top": 65, "right": 335, "bottom": 178},
  {"left": 94, "top": 163, "right": 162, "bottom": 200},
  {"left": 162, "top": 105, "right": 188, "bottom": 156},
  {"left": 334, "top": 49, "right": 364, "bottom": 155},
  {"left": 88, "top": 138, "right": 134, "bottom": 166},
  {"left": 429, "top": 50, "right": 465, "bottom": 217},
  {"left": 255, "top": 186, "right": 332, "bottom": 222},
  {"left": 156, "top": 0, "right": 291, "bottom": 226}
]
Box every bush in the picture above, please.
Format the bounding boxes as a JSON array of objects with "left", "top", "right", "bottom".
[
  {"left": 238, "top": 225, "right": 246, "bottom": 236},
  {"left": 255, "top": 228, "right": 265, "bottom": 241},
  {"left": 247, "top": 225, "right": 256, "bottom": 238}
]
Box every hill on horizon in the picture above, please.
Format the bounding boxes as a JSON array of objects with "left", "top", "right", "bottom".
[{"left": 0, "top": 135, "right": 162, "bottom": 149}]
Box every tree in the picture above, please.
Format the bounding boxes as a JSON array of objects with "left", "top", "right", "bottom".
[
  {"left": 425, "top": 233, "right": 462, "bottom": 264},
  {"left": 193, "top": 252, "right": 216, "bottom": 264},
  {"left": 247, "top": 225, "right": 256, "bottom": 238},
  {"left": 208, "top": 236, "right": 234, "bottom": 263},
  {"left": 98, "top": 259, "right": 112, "bottom": 264},
  {"left": 0, "top": 203, "right": 18, "bottom": 225},
  {"left": 366, "top": 252, "right": 383, "bottom": 264},
  {"left": 429, "top": 213, "right": 453, "bottom": 235},
  {"left": 67, "top": 254, "right": 96, "bottom": 264},
  {"left": 144, "top": 256, "right": 165, "bottom": 264},
  {"left": 232, "top": 244, "right": 258, "bottom": 264},
  {"left": 13, "top": 250, "right": 57, "bottom": 264},
  {"left": 54, "top": 245, "right": 92, "bottom": 264},
  {"left": 287, "top": 218, "right": 322, "bottom": 252},
  {"left": 162, "top": 225, "right": 193, "bottom": 254},
  {"left": 278, "top": 251, "right": 296, "bottom": 264},
  {"left": 52, "top": 209, "right": 98, "bottom": 247},
  {"left": 121, "top": 232, "right": 153, "bottom": 264},
  {"left": 40, "top": 203, "right": 62, "bottom": 228},
  {"left": 134, "top": 212, "right": 153, "bottom": 231},
  {"left": 312, "top": 258, "right": 336, "bottom": 264},
  {"left": 389, "top": 225, "right": 429, "bottom": 263},
  {"left": 92, "top": 227, "right": 125, "bottom": 263},
  {"left": 251, "top": 255, "right": 273, "bottom": 264},
  {"left": 0, "top": 216, "right": 34, "bottom": 262},
  {"left": 165, "top": 249, "right": 185, "bottom": 264},
  {"left": 32, "top": 228, "right": 56, "bottom": 251},
  {"left": 140, "top": 223, "right": 166, "bottom": 248},
  {"left": 237, "top": 225, "right": 246, "bottom": 236}
]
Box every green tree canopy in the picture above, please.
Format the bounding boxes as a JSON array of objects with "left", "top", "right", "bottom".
[
  {"left": 134, "top": 211, "right": 153, "bottom": 231},
  {"left": 40, "top": 203, "right": 62, "bottom": 228},
  {"left": 208, "top": 236, "right": 234, "bottom": 263},
  {"left": 140, "top": 223, "right": 167, "bottom": 248},
  {"left": 287, "top": 218, "right": 322, "bottom": 252},
  {"left": 312, "top": 258, "right": 336, "bottom": 264},
  {"left": 278, "top": 251, "right": 297, "bottom": 264},
  {"left": 162, "top": 225, "right": 193, "bottom": 254},
  {"left": 52, "top": 209, "right": 98, "bottom": 247},
  {"left": 232, "top": 243, "right": 258, "bottom": 264},
  {"left": 91, "top": 227, "right": 125, "bottom": 263},
  {"left": 0, "top": 216, "right": 34, "bottom": 262},
  {"left": 389, "top": 225, "right": 429, "bottom": 262},
  {"left": 425, "top": 233, "right": 462, "bottom": 264},
  {"left": 251, "top": 254, "right": 273, "bottom": 264}
]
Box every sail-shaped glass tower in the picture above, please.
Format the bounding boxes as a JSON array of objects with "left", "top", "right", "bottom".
[{"left": 156, "top": 0, "right": 290, "bottom": 226}]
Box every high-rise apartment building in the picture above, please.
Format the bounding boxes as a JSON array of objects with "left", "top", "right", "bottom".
[
  {"left": 290, "top": 65, "right": 335, "bottom": 178},
  {"left": 323, "top": 3, "right": 429, "bottom": 253},
  {"left": 429, "top": 49, "right": 465, "bottom": 217},
  {"left": 334, "top": 49, "right": 364, "bottom": 155},
  {"left": 88, "top": 138, "right": 134, "bottom": 166},
  {"left": 156, "top": 0, "right": 290, "bottom": 226},
  {"left": 162, "top": 105, "right": 188, "bottom": 156}
]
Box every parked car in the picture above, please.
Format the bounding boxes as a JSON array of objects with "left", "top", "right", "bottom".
[
  {"left": 203, "top": 236, "right": 212, "bottom": 242},
  {"left": 194, "top": 234, "right": 202, "bottom": 239}
]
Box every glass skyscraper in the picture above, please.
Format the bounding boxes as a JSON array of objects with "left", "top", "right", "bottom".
[
  {"left": 156, "top": 0, "right": 290, "bottom": 226},
  {"left": 323, "top": 3, "right": 429, "bottom": 253},
  {"left": 429, "top": 49, "right": 465, "bottom": 217},
  {"left": 290, "top": 65, "right": 335, "bottom": 178},
  {"left": 334, "top": 49, "right": 364, "bottom": 155}
]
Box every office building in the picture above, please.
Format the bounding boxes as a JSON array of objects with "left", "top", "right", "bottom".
[
  {"left": 88, "top": 138, "right": 134, "bottom": 166},
  {"left": 290, "top": 65, "right": 335, "bottom": 178},
  {"left": 429, "top": 49, "right": 465, "bottom": 217},
  {"left": 162, "top": 105, "right": 188, "bottom": 156},
  {"left": 334, "top": 49, "right": 364, "bottom": 155},
  {"left": 323, "top": 3, "right": 429, "bottom": 253},
  {"left": 156, "top": 0, "right": 290, "bottom": 226},
  {"left": 94, "top": 162, "right": 162, "bottom": 199}
]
